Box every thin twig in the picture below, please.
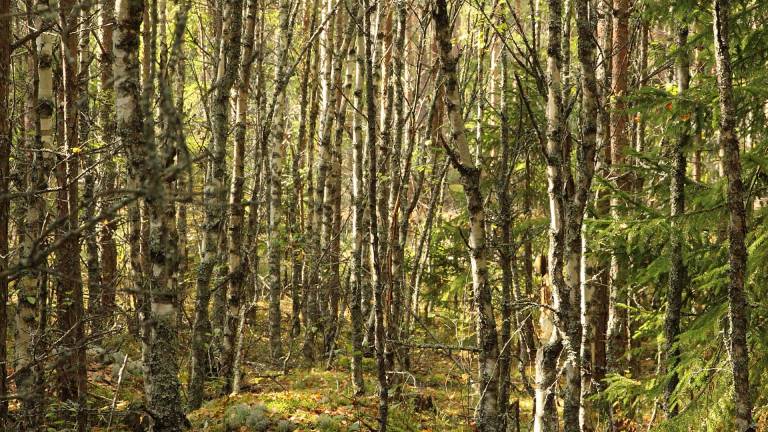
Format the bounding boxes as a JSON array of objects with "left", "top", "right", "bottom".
[{"left": 106, "top": 353, "right": 130, "bottom": 431}]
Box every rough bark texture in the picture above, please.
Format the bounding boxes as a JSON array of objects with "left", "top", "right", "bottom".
[
  {"left": 81, "top": 4, "right": 102, "bottom": 335},
  {"left": 496, "top": 41, "right": 515, "bottom": 431},
  {"left": 189, "top": 0, "right": 243, "bottom": 408},
  {"left": 312, "top": 0, "right": 338, "bottom": 359},
  {"left": 374, "top": 5, "right": 392, "bottom": 341},
  {"left": 364, "top": 1, "right": 389, "bottom": 428},
  {"left": 573, "top": 0, "right": 598, "bottom": 429},
  {"left": 267, "top": 93, "right": 286, "bottom": 361},
  {"left": 113, "top": 0, "right": 144, "bottom": 391},
  {"left": 149, "top": 0, "right": 189, "bottom": 428},
  {"left": 301, "top": 0, "right": 323, "bottom": 363},
  {"left": 537, "top": 2, "right": 568, "bottom": 432},
  {"left": 433, "top": 1, "right": 501, "bottom": 430},
  {"left": 540, "top": 0, "right": 573, "bottom": 430},
  {"left": 606, "top": 0, "right": 630, "bottom": 375},
  {"left": 323, "top": 5, "right": 356, "bottom": 361},
  {"left": 291, "top": 0, "right": 319, "bottom": 344},
  {"left": 663, "top": 26, "right": 689, "bottom": 419},
  {"left": 387, "top": 0, "right": 408, "bottom": 373},
  {"left": 266, "top": 0, "right": 293, "bottom": 362},
  {"left": 0, "top": 0, "right": 10, "bottom": 422},
  {"left": 534, "top": 0, "right": 598, "bottom": 429},
  {"left": 520, "top": 157, "right": 537, "bottom": 373},
  {"left": 712, "top": 1, "right": 754, "bottom": 429},
  {"left": 15, "top": 4, "right": 53, "bottom": 426},
  {"left": 592, "top": 0, "right": 611, "bottom": 392},
  {"left": 222, "top": 0, "right": 258, "bottom": 391},
  {"left": 534, "top": 338, "right": 563, "bottom": 432},
  {"left": 301, "top": 2, "right": 322, "bottom": 357},
  {"left": 113, "top": 0, "right": 146, "bottom": 408},
  {"left": 55, "top": 0, "right": 88, "bottom": 425},
  {"left": 350, "top": 0, "right": 366, "bottom": 394},
  {"left": 115, "top": 0, "right": 188, "bottom": 428}
]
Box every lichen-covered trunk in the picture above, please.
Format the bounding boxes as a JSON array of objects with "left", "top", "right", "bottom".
[
  {"left": 573, "top": 0, "right": 598, "bottom": 428},
  {"left": 79, "top": 7, "right": 102, "bottom": 336},
  {"left": 305, "top": 0, "right": 336, "bottom": 361},
  {"left": 375, "top": 4, "right": 392, "bottom": 353},
  {"left": 138, "top": 4, "right": 155, "bottom": 388},
  {"left": 386, "top": 1, "right": 408, "bottom": 373},
  {"left": 265, "top": 0, "right": 294, "bottom": 363},
  {"left": 0, "top": 0, "right": 10, "bottom": 422},
  {"left": 148, "top": 0, "right": 190, "bottom": 427},
  {"left": 12, "top": 28, "right": 45, "bottom": 429},
  {"left": 288, "top": 1, "right": 315, "bottom": 342},
  {"left": 98, "top": 0, "right": 119, "bottom": 330},
  {"left": 113, "top": 0, "right": 143, "bottom": 394},
  {"left": 115, "top": 0, "right": 188, "bottom": 427},
  {"left": 242, "top": 11, "right": 266, "bottom": 328},
  {"left": 173, "top": 5, "right": 188, "bottom": 329},
  {"left": 364, "top": 1, "right": 389, "bottom": 428},
  {"left": 713, "top": 1, "right": 754, "bottom": 429},
  {"left": 222, "top": 0, "right": 258, "bottom": 392},
  {"left": 291, "top": 0, "right": 320, "bottom": 343},
  {"left": 433, "top": 2, "right": 501, "bottom": 430},
  {"left": 300, "top": 0, "right": 322, "bottom": 362},
  {"left": 267, "top": 94, "right": 286, "bottom": 361},
  {"left": 14, "top": 7, "right": 53, "bottom": 426},
  {"left": 496, "top": 43, "right": 515, "bottom": 430},
  {"left": 349, "top": 0, "right": 366, "bottom": 393},
  {"left": 189, "top": 0, "right": 242, "bottom": 408},
  {"left": 663, "top": 26, "right": 689, "bottom": 419},
  {"left": 323, "top": 6, "right": 354, "bottom": 359},
  {"left": 537, "top": 0, "right": 568, "bottom": 430},
  {"left": 521, "top": 159, "right": 537, "bottom": 372},
  {"left": 534, "top": 338, "right": 563, "bottom": 432}
]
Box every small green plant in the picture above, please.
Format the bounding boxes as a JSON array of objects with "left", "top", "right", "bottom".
[
  {"left": 276, "top": 419, "right": 298, "bottom": 432},
  {"left": 245, "top": 411, "right": 271, "bottom": 431},
  {"left": 225, "top": 403, "right": 272, "bottom": 431},
  {"left": 315, "top": 413, "right": 342, "bottom": 432},
  {"left": 225, "top": 404, "right": 251, "bottom": 429}
]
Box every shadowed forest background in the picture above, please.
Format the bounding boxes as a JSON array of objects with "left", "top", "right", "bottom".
[{"left": 0, "top": 0, "right": 767, "bottom": 430}]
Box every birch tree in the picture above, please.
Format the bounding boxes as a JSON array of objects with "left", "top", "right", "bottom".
[
  {"left": 433, "top": 1, "right": 501, "bottom": 429},
  {"left": 189, "top": 0, "right": 243, "bottom": 408},
  {"left": 265, "top": 0, "right": 294, "bottom": 362},
  {"left": 115, "top": 0, "right": 189, "bottom": 427},
  {"left": 349, "top": 0, "right": 365, "bottom": 394},
  {"left": 222, "top": 0, "right": 258, "bottom": 391},
  {"left": 364, "top": 0, "right": 389, "bottom": 428},
  {"left": 15, "top": 2, "right": 55, "bottom": 425}
]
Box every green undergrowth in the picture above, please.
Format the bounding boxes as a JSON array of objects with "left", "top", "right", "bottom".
[
  {"left": 188, "top": 362, "right": 480, "bottom": 431},
  {"left": 83, "top": 299, "right": 535, "bottom": 431}
]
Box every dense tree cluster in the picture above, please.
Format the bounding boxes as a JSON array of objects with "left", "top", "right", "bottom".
[{"left": 0, "top": 0, "right": 766, "bottom": 430}]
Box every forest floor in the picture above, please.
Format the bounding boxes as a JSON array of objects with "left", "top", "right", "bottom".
[
  {"left": 84, "top": 298, "right": 534, "bottom": 431},
  {"left": 188, "top": 358, "right": 481, "bottom": 431}
]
